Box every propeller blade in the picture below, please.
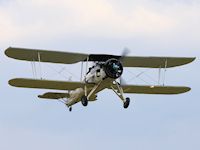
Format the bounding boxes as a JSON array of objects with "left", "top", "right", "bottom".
[{"left": 120, "top": 47, "right": 130, "bottom": 62}]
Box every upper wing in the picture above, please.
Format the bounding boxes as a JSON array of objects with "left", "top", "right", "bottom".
[
  {"left": 9, "top": 78, "right": 88, "bottom": 90},
  {"left": 5, "top": 47, "right": 88, "bottom": 64},
  {"left": 5, "top": 47, "right": 195, "bottom": 68},
  {"left": 122, "top": 56, "right": 195, "bottom": 68},
  {"left": 87, "top": 54, "right": 195, "bottom": 68},
  {"left": 117, "top": 85, "right": 191, "bottom": 94}
]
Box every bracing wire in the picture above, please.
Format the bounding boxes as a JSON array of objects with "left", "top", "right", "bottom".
[
  {"left": 162, "top": 59, "right": 168, "bottom": 86},
  {"left": 143, "top": 72, "right": 158, "bottom": 84},
  {"left": 46, "top": 64, "right": 80, "bottom": 80},
  {"left": 34, "top": 62, "right": 37, "bottom": 78},
  {"left": 38, "top": 52, "right": 42, "bottom": 79},
  {"left": 31, "top": 61, "right": 35, "bottom": 78},
  {"left": 126, "top": 68, "right": 164, "bottom": 85},
  {"left": 126, "top": 69, "right": 151, "bottom": 85}
]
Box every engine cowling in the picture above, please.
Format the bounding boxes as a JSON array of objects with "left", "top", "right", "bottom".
[{"left": 103, "top": 58, "right": 123, "bottom": 79}]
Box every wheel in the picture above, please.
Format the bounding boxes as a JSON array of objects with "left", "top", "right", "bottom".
[
  {"left": 69, "top": 107, "right": 72, "bottom": 112},
  {"left": 123, "top": 97, "right": 130, "bottom": 109},
  {"left": 81, "top": 96, "right": 88, "bottom": 106}
]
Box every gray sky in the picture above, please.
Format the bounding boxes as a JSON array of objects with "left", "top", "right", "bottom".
[{"left": 0, "top": 0, "right": 199, "bottom": 150}]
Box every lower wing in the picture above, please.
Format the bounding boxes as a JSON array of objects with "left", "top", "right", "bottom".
[
  {"left": 119, "top": 85, "right": 191, "bottom": 94},
  {"left": 9, "top": 78, "right": 190, "bottom": 95},
  {"left": 9, "top": 78, "right": 88, "bottom": 90}
]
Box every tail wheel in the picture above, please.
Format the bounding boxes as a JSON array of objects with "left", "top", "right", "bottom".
[
  {"left": 123, "top": 97, "right": 130, "bottom": 109},
  {"left": 81, "top": 96, "right": 88, "bottom": 106},
  {"left": 69, "top": 107, "right": 72, "bottom": 112}
]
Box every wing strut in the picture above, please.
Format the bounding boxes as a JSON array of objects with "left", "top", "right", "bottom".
[
  {"left": 80, "top": 61, "right": 84, "bottom": 81},
  {"left": 163, "top": 59, "right": 168, "bottom": 86},
  {"left": 38, "top": 52, "right": 43, "bottom": 80},
  {"left": 30, "top": 52, "right": 43, "bottom": 80},
  {"left": 158, "top": 66, "right": 161, "bottom": 85},
  {"left": 85, "top": 56, "right": 89, "bottom": 79},
  {"left": 31, "top": 61, "right": 36, "bottom": 79}
]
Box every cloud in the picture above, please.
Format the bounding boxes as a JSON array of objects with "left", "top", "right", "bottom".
[
  {"left": 2, "top": 0, "right": 200, "bottom": 45},
  {"left": 0, "top": 7, "right": 20, "bottom": 43},
  {"left": 0, "top": 0, "right": 200, "bottom": 56}
]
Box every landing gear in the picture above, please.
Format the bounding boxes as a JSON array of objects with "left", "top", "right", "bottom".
[
  {"left": 123, "top": 97, "right": 130, "bottom": 109},
  {"left": 82, "top": 81, "right": 101, "bottom": 107},
  {"left": 81, "top": 96, "right": 88, "bottom": 106},
  {"left": 69, "top": 107, "right": 72, "bottom": 112},
  {"left": 111, "top": 81, "right": 131, "bottom": 109}
]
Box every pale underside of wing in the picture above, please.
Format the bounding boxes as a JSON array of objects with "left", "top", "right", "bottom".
[
  {"left": 5, "top": 47, "right": 195, "bottom": 68},
  {"left": 9, "top": 78, "right": 91, "bottom": 90},
  {"left": 117, "top": 85, "right": 191, "bottom": 94}
]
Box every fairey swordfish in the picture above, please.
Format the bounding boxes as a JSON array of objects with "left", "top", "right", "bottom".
[{"left": 5, "top": 47, "right": 195, "bottom": 111}]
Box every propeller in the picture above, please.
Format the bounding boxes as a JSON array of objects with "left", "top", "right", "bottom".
[
  {"left": 119, "top": 47, "right": 130, "bottom": 62},
  {"left": 119, "top": 47, "right": 130, "bottom": 85}
]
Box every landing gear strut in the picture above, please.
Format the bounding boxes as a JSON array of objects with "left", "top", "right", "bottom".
[
  {"left": 81, "top": 96, "right": 88, "bottom": 106},
  {"left": 111, "top": 81, "right": 131, "bottom": 109},
  {"left": 81, "top": 81, "right": 101, "bottom": 107}
]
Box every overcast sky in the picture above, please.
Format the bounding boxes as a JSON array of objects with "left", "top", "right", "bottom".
[{"left": 0, "top": 0, "right": 199, "bottom": 150}]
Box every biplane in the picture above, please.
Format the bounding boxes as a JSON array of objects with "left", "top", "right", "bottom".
[{"left": 5, "top": 47, "right": 195, "bottom": 111}]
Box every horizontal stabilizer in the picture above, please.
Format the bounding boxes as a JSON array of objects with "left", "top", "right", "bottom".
[
  {"left": 9, "top": 78, "right": 88, "bottom": 90},
  {"left": 38, "top": 92, "right": 97, "bottom": 101},
  {"left": 119, "top": 85, "right": 191, "bottom": 94},
  {"left": 5, "top": 47, "right": 195, "bottom": 68},
  {"left": 38, "top": 92, "right": 70, "bottom": 99}
]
